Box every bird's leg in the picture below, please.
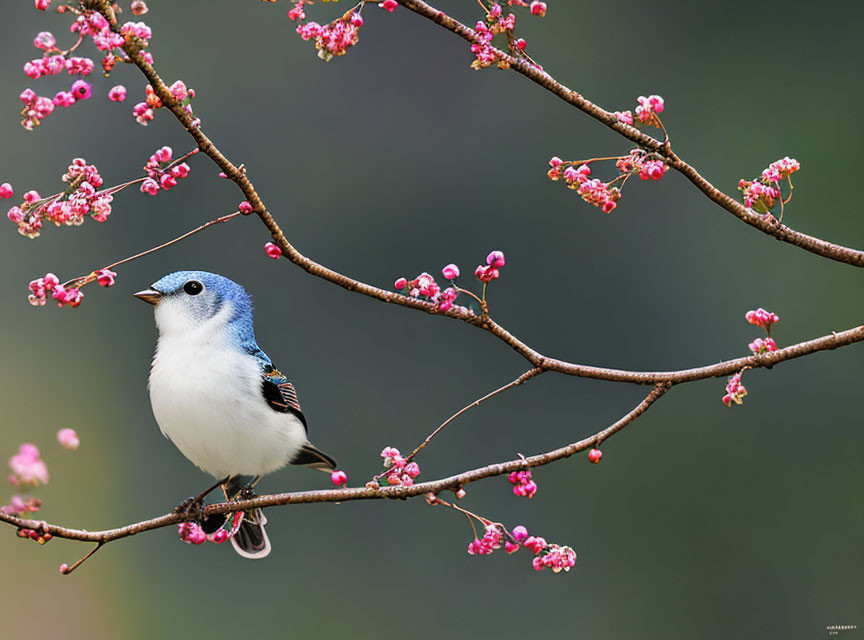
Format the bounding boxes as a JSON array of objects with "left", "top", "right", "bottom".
[{"left": 174, "top": 476, "right": 229, "bottom": 521}]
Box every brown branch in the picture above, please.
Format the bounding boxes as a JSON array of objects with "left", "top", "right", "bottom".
[
  {"left": 0, "top": 384, "right": 667, "bottom": 549},
  {"left": 396, "top": 0, "right": 864, "bottom": 268},
  {"left": 89, "top": 2, "right": 864, "bottom": 388}
]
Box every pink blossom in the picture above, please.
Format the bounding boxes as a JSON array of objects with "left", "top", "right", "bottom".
[
  {"left": 404, "top": 462, "right": 421, "bottom": 479},
  {"left": 442, "top": 263, "right": 460, "bottom": 280},
  {"left": 57, "top": 428, "right": 80, "bottom": 451},
  {"left": 108, "top": 85, "right": 127, "bottom": 102},
  {"left": 523, "top": 536, "right": 547, "bottom": 554},
  {"left": 468, "top": 537, "right": 493, "bottom": 555},
  {"left": 169, "top": 80, "right": 189, "bottom": 102},
  {"left": 159, "top": 174, "right": 177, "bottom": 190},
  {"left": 177, "top": 521, "right": 207, "bottom": 545},
  {"left": 748, "top": 337, "right": 777, "bottom": 355},
  {"left": 66, "top": 57, "right": 95, "bottom": 76},
  {"left": 379, "top": 0, "right": 398, "bottom": 12},
  {"left": 486, "top": 250, "right": 506, "bottom": 268},
  {"left": 0, "top": 184, "right": 12, "bottom": 199},
  {"left": 455, "top": 488, "right": 466, "bottom": 499},
  {"left": 331, "top": 470, "right": 348, "bottom": 486},
  {"left": 505, "top": 541, "right": 520, "bottom": 554},
  {"left": 288, "top": 1, "right": 306, "bottom": 21},
  {"left": 53, "top": 91, "right": 76, "bottom": 107},
  {"left": 1, "top": 495, "right": 41, "bottom": 517},
  {"left": 264, "top": 242, "right": 282, "bottom": 259},
  {"left": 140, "top": 178, "right": 160, "bottom": 196},
  {"left": 722, "top": 371, "right": 747, "bottom": 406},
  {"left": 474, "top": 265, "right": 499, "bottom": 283},
  {"left": 588, "top": 448, "right": 602, "bottom": 464},
  {"left": 9, "top": 443, "right": 49, "bottom": 485},
  {"left": 394, "top": 277, "right": 408, "bottom": 290},
  {"left": 512, "top": 525, "right": 529, "bottom": 542},
  {"left": 614, "top": 110, "right": 634, "bottom": 125},
  {"left": 239, "top": 201, "right": 253, "bottom": 214},
  {"left": 70, "top": 79, "right": 92, "bottom": 101},
  {"left": 745, "top": 308, "right": 779, "bottom": 332},
  {"left": 514, "top": 38, "right": 527, "bottom": 51},
  {"left": 350, "top": 12, "right": 364, "bottom": 27},
  {"left": 508, "top": 469, "right": 537, "bottom": 498},
  {"left": 96, "top": 269, "right": 117, "bottom": 287},
  {"left": 529, "top": 1, "right": 547, "bottom": 16},
  {"left": 131, "top": 0, "right": 149, "bottom": 15},
  {"left": 35, "top": 0, "right": 52, "bottom": 10},
  {"left": 34, "top": 32, "right": 56, "bottom": 50},
  {"left": 635, "top": 94, "right": 665, "bottom": 124}
]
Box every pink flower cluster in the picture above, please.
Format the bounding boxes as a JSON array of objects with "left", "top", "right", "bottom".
[
  {"left": 331, "top": 470, "right": 348, "bottom": 486},
  {"left": 7, "top": 159, "right": 113, "bottom": 236},
  {"left": 394, "top": 271, "right": 460, "bottom": 312},
  {"left": 635, "top": 94, "right": 664, "bottom": 125},
  {"left": 19, "top": 9, "right": 151, "bottom": 128},
  {"left": 19, "top": 87, "right": 55, "bottom": 130},
  {"left": 749, "top": 337, "right": 777, "bottom": 355},
  {"left": 475, "top": 250, "right": 506, "bottom": 283},
  {"left": 471, "top": 7, "right": 516, "bottom": 70},
  {"left": 524, "top": 536, "right": 577, "bottom": 573},
  {"left": 380, "top": 446, "right": 421, "bottom": 486},
  {"left": 57, "top": 428, "right": 80, "bottom": 451},
  {"left": 616, "top": 149, "right": 668, "bottom": 181},
  {"left": 0, "top": 495, "right": 41, "bottom": 518},
  {"left": 465, "top": 521, "right": 577, "bottom": 572},
  {"left": 722, "top": 371, "right": 747, "bottom": 407},
  {"left": 548, "top": 158, "right": 621, "bottom": 213},
  {"left": 746, "top": 307, "right": 779, "bottom": 333},
  {"left": 28, "top": 273, "right": 83, "bottom": 308},
  {"left": 8, "top": 444, "right": 49, "bottom": 486},
  {"left": 177, "top": 521, "right": 229, "bottom": 545},
  {"left": 140, "top": 146, "right": 192, "bottom": 195},
  {"left": 738, "top": 157, "right": 800, "bottom": 214},
  {"left": 744, "top": 307, "right": 779, "bottom": 356},
  {"left": 468, "top": 1, "right": 548, "bottom": 70},
  {"left": 468, "top": 523, "right": 509, "bottom": 555},
  {"left": 508, "top": 469, "right": 537, "bottom": 498},
  {"left": 294, "top": 9, "right": 363, "bottom": 62}
]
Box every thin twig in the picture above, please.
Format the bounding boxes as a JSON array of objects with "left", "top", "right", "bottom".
[
  {"left": 63, "top": 211, "right": 242, "bottom": 289},
  {"left": 405, "top": 367, "right": 544, "bottom": 462}
]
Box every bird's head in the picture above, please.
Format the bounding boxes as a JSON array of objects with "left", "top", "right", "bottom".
[{"left": 134, "top": 270, "right": 254, "bottom": 339}]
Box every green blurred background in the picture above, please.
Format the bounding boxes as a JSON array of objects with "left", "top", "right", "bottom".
[{"left": 1, "top": 1, "right": 862, "bottom": 638}]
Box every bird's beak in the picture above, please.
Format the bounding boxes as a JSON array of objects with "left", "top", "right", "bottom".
[{"left": 133, "top": 288, "right": 162, "bottom": 306}]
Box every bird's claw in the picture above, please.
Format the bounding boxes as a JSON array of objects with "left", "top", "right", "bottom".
[{"left": 174, "top": 495, "right": 205, "bottom": 520}]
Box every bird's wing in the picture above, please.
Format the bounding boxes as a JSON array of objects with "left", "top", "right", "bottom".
[
  {"left": 259, "top": 363, "right": 308, "bottom": 430},
  {"left": 251, "top": 349, "right": 338, "bottom": 472}
]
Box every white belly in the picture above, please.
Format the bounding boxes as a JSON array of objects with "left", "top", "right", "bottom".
[{"left": 148, "top": 339, "right": 306, "bottom": 479}]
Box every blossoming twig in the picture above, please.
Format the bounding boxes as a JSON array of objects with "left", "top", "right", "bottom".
[
  {"left": 405, "top": 367, "right": 544, "bottom": 463},
  {"left": 0, "top": 384, "right": 668, "bottom": 572},
  {"left": 395, "top": 0, "right": 864, "bottom": 267}
]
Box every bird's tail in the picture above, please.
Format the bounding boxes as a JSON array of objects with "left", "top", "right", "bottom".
[
  {"left": 230, "top": 508, "right": 271, "bottom": 559},
  {"left": 219, "top": 476, "right": 272, "bottom": 560}
]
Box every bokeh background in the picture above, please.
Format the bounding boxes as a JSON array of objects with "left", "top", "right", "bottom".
[{"left": 1, "top": 1, "right": 862, "bottom": 638}]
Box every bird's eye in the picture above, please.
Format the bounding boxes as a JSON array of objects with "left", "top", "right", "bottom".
[{"left": 183, "top": 280, "right": 203, "bottom": 296}]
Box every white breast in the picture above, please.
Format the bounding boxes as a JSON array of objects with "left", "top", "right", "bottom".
[{"left": 148, "top": 307, "right": 306, "bottom": 479}]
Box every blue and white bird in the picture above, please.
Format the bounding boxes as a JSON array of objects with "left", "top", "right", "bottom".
[{"left": 134, "top": 270, "right": 337, "bottom": 559}]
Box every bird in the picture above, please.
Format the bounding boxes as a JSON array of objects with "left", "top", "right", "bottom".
[{"left": 134, "top": 270, "right": 337, "bottom": 559}]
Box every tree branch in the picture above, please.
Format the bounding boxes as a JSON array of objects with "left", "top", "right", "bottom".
[
  {"left": 396, "top": 0, "right": 864, "bottom": 268},
  {"left": 0, "top": 384, "right": 668, "bottom": 548}
]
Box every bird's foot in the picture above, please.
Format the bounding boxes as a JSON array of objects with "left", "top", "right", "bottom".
[{"left": 174, "top": 495, "right": 205, "bottom": 520}]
